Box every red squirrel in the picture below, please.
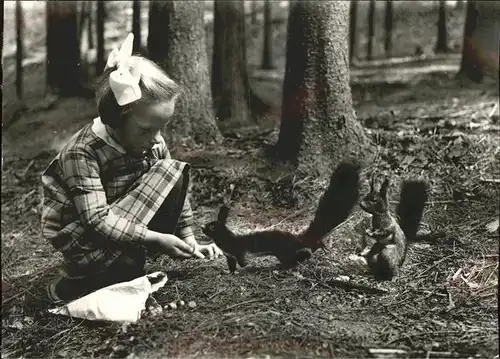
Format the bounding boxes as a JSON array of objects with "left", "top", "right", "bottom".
[
  {"left": 360, "top": 175, "right": 428, "bottom": 280},
  {"left": 202, "top": 161, "right": 361, "bottom": 272}
]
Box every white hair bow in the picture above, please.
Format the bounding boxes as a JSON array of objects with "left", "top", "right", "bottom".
[{"left": 105, "top": 33, "right": 142, "bottom": 106}]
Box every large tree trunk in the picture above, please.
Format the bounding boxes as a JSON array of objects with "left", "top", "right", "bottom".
[
  {"left": 46, "top": 0, "right": 80, "bottom": 95},
  {"left": 261, "top": 0, "right": 274, "bottom": 69},
  {"left": 211, "top": 0, "right": 252, "bottom": 127},
  {"left": 276, "top": 1, "right": 371, "bottom": 177},
  {"left": 367, "top": 0, "right": 375, "bottom": 60},
  {"left": 435, "top": 0, "right": 448, "bottom": 53},
  {"left": 148, "top": 1, "right": 221, "bottom": 145},
  {"left": 16, "top": 0, "right": 23, "bottom": 100},
  {"left": 96, "top": 1, "right": 105, "bottom": 75},
  {"left": 458, "top": 1, "right": 499, "bottom": 82},
  {"left": 132, "top": 0, "right": 141, "bottom": 52},
  {"left": 349, "top": 0, "right": 358, "bottom": 65},
  {"left": 384, "top": 0, "right": 393, "bottom": 58}
]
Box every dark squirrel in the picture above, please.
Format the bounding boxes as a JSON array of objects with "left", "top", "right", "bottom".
[
  {"left": 360, "top": 175, "right": 428, "bottom": 281},
  {"left": 202, "top": 161, "right": 361, "bottom": 273}
]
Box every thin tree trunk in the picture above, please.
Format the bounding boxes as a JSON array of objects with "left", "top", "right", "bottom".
[
  {"left": 148, "top": 1, "right": 221, "bottom": 145},
  {"left": 16, "top": 0, "right": 23, "bottom": 100},
  {"left": 78, "top": 1, "right": 87, "bottom": 47},
  {"left": 212, "top": 0, "right": 252, "bottom": 126},
  {"left": 367, "top": 0, "right": 375, "bottom": 60},
  {"left": 87, "top": 1, "right": 94, "bottom": 49},
  {"left": 435, "top": 0, "right": 448, "bottom": 53},
  {"left": 458, "top": 1, "right": 500, "bottom": 82},
  {"left": 132, "top": 0, "right": 141, "bottom": 52},
  {"left": 384, "top": 0, "right": 393, "bottom": 58},
  {"left": 276, "top": 1, "right": 371, "bottom": 177},
  {"left": 1, "top": 2, "right": 3, "bottom": 173},
  {"left": 96, "top": 1, "right": 105, "bottom": 75},
  {"left": 46, "top": 0, "right": 80, "bottom": 95},
  {"left": 349, "top": 0, "right": 358, "bottom": 65},
  {"left": 261, "top": 0, "right": 274, "bottom": 69},
  {"left": 251, "top": 0, "right": 258, "bottom": 26}
]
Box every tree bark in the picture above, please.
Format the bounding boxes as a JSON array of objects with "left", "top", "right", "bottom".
[
  {"left": 78, "top": 1, "right": 87, "bottom": 47},
  {"left": 261, "top": 0, "right": 274, "bottom": 69},
  {"left": 212, "top": 0, "right": 252, "bottom": 126},
  {"left": 251, "top": 0, "right": 258, "bottom": 26},
  {"left": 367, "top": 0, "right": 375, "bottom": 60},
  {"left": 276, "top": 1, "right": 371, "bottom": 177},
  {"left": 16, "top": 0, "right": 23, "bottom": 100},
  {"left": 132, "top": 0, "right": 141, "bottom": 52},
  {"left": 435, "top": 0, "right": 448, "bottom": 53},
  {"left": 384, "top": 0, "right": 393, "bottom": 57},
  {"left": 458, "top": 1, "right": 500, "bottom": 82},
  {"left": 349, "top": 0, "right": 358, "bottom": 65},
  {"left": 87, "top": 1, "right": 94, "bottom": 49},
  {"left": 96, "top": 1, "right": 105, "bottom": 76},
  {"left": 46, "top": 0, "right": 80, "bottom": 95},
  {"left": 148, "top": 1, "right": 221, "bottom": 145}
]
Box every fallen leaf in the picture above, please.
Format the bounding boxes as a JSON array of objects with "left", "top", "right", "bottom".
[
  {"left": 9, "top": 321, "right": 23, "bottom": 330},
  {"left": 486, "top": 218, "right": 499, "bottom": 233}
]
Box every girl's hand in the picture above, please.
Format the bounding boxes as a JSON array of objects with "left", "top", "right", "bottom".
[
  {"left": 155, "top": 233, "right": 205, "bottom": 260},
  {"left": 184, "top": 236, "right": 224, "bottom": 260},
  {"left": 195, "top": 242, "right": 224, "bottom": 260},
  {"left": 150, "top": 143, "right": 163, "bottom": 159}
]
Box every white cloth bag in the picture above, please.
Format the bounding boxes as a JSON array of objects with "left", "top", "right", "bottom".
[{"left": 48, "top": 271, "right": 168, "bottom": 323}]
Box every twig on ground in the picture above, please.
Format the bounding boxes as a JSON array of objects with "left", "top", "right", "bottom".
[
  {"left": 480, "top": 178, "right": 500, "bottom": 184},
  {"left": 415, "top": 254, "right": 455, "bottom": 279},
  {"left": 50, "top": 321, "right": 84, "bottom": 358},
  {"left": 21, "top": 188, "right": 37, "bottom": 203},
  {"left": 223, "top": 298, "right": 269, "bottom": 312},
  {"left": 488, "top": 103, "right": 498, "bottom": 119},
  {"left": 369, "top": 348, "right": 407, "bottom": 356},
  {"left": 425, "top": 351, "right": 452, "bottom": 359},
  {"left": 303, "top": 276, "right": 388, "bottom": 295},
  {"left": 2, "top": 264, "right": 56, "bottom": 305},
  {"left": 21, "top": 159, "right": 35, "bottom": 178},
  {"left": 386, "top": 330, "right": 456, "bottom": 345}
]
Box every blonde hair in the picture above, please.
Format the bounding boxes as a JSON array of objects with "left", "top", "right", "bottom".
[{"left": 96, "top": 56, "right": 181, "bottom": 128}]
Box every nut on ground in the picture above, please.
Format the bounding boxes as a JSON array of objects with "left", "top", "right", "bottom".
[{"left": 187, "top": 300, "right": 197, "bottom": 309}]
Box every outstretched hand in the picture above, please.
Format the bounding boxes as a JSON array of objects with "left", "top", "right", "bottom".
[
  {"left": 184, "top": 236, "right": 224, "bottom": 260},
  {"left": 155, "top": 233, "right": 205, "bottom": 260},
  {"left": 195, "top": 242, "right": 224, "bottom": 260}
]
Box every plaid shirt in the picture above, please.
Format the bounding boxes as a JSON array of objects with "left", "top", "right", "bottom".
[{"left": 41, "top": 117, "right": 194, "bottom": 275}]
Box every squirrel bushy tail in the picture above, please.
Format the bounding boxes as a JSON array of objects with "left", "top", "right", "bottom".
[
  {"left": 396, "top": 180, "right": 428, "bottom": 242},
  {"left": 300, "top": 161, "right": 361, "bottom": 250}
]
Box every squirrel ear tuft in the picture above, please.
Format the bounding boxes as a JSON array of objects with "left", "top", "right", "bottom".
[
  {"left": 218, "top": 205, "right": 230, "bottom": 223},
  {"left": 369, "top": 173, "right": 376, "bottom": 192},
  {"left": 380, "top": 176, "right": 390, "bottom": 197}
]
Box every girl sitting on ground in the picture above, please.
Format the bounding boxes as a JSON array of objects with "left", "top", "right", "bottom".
[{"left": 41, "top": 33, "right": 223, "bottom": 303}]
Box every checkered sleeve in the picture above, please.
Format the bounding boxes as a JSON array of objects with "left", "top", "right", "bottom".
[
  {"left": 158, "top": 135, "right": 194, "bottom": 241},
  {"left": 176, "top": 197, "right": 195, "bottom": 241},
  {"left": 60, "top": 146, "right": 148, "bottom": 244}
]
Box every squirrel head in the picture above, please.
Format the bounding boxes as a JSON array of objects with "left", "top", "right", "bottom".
[
  {"left": 201, "top": 205, "right": 230, "bottom": 239},
  {"left": 360, "top": 175, "right": 390, "bottom": 214}
]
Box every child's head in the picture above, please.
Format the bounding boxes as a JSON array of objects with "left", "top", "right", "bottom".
[{"left": 96, "top": 55, "right": 181, "bottom": 154}]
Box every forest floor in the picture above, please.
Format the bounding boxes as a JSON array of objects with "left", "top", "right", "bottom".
[{"left": 2, "top": 1, "right": 499, "bottom": 358}]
